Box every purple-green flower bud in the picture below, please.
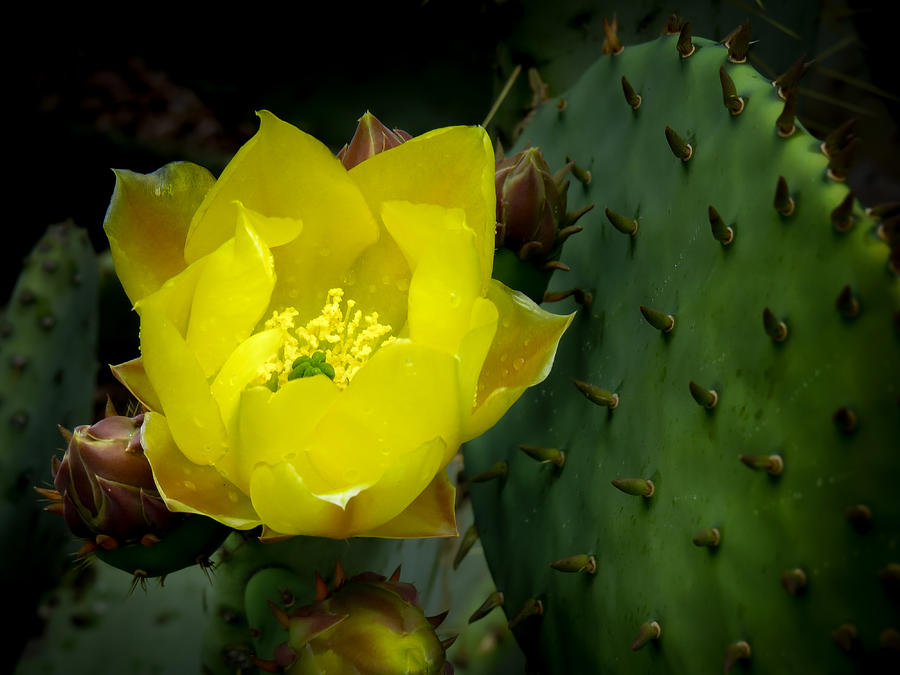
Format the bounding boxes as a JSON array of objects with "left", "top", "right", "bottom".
[
  {"left": 51, "top": 413, "right": 180, "bottom": 545},
  {"left": 337, "top": 112, "right": 412, "bottom": 170}
]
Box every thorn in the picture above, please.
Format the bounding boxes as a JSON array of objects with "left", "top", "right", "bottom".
[
  {"left": 334, "top": 560, "right": 346, "bottom": 590},
  {"left": 470, "top": 461, "right": 508, "bottom": 483},
  {"left": 389, "top": 565, "right": 402, "bottom": 583},
  {"left": 833, "top": 406, "right": 858, "bottom": 434},
  {"left": 611, "top": 478, "right": 655, "bottom": 498},
  {"left": 831, "top": 192, "right": 855, "bottom": 232},
  {"left": 774, "top": 175, "right": 795, "bottom": 216},
  {"left": 718, "top": 67, "right": 745, "bottom": 115},
  {"left": 661, "top": 13, "right": 682, "bottom": 34},
  {"left": 836, "top": 285, "right": 860, "bottom": 318},
  {"left": 519, "top": 444, "right": 565, "bottom": 468},
  {"left": 692, "top": 527, "right": 721, "bottom": 548},
  {"left": 676, "top": 21, "right": 695, "bottom": 57},
  {"left": 832, "top": 624, "right": 859, "bottom": 652},
  {"left": 776, "top": 89, "right": 798, "bottom": 137},
  {"left": 440, "top": 634, "right": 459, "bottom": 651},
  {"left": 77, "top": 541, "right": 97, "bottom": 557},
  {"left": 631, "top": 620, "right": 662, "bottom": 651},
  {"left": 639, "top": 305, "right": 675, "bottom": 333},
  {"left": 508, "top": 597, "right": 543, "bottom": 629},
  {"left": 605, "top": 207, "right": 638, "bottom": 236},
  {"left": 723, "top": 640, "right": 751, "bottom": 673},
  {"left": 51, "top": 455, "right": 61, "bottom": 477},
  {"left": 739, "top": 453, "right": 784, "bottom": 476},
  {"left": 95, "top": 534, "right": 118, "bottom": 551},
  {"left": 549, "top": 554, "right": 597, "bottom": 574},
  {"left": 781, "top": 568, "right": 808, "bottom": 595},
  {"left": 827, "top": 137, "right": 859, "bottom": 181},
  {"left": 43, "top": 502, "right": 65, "bottom": 516},
  {"left": 543, "top": 288, "right": 593, "bottom": 308},
  {"left": 542, "top": 260, "right": 571, "bottom": 273},
  {"left": 774, "top": 55, "right": 813, "bottom": 99},
  {"left": 314, "top": 571, "right": 329, "bottom": 601},
  {"left": 821, "top": 119, "right": 856, "bottom": 158},
  {"left": 665, "top": 125, "right": 693, "bottom": 161},
  {"left": 601, "top": 14, "right": 623, "bottom": 55},
  {"left": 104, "top": 395, "right": 118, "bottom": 418},
  {"left": 845, "top": 504, "right": 873, "bottom": 533},
  {"left": 689, "top": 381, "right": 718, "bottom": 408},
  {"left": 517, "top": 240, "right": 544, "bottom": 261},
  {"left": 34, "top": 486, "right": 62, "bottom": 501},
  {"left": 140, "top": 533, "right": 161, "bottom": 547},
  {"left": 557, "top": 225, "right": 583, "bottom": 244},
  {"left": 563, "top": 203, "right": 594, "bottom": 229},
  {"left": 565, "top": 156, "right": 591, "bottom": 185},
  {"left": 552, "top": 160, "right": 575, "bottom": 187},
  {"left": 866, "top": 201, "right": 900, "bottom": 219},
  {"left": 453, "top": 525, "right": 479, "bottom": 570},
  {"left": 762, "top": 307, "right": 789, "bottom": 342},
  {"left": 621, "top": 76, "right": 642, "bottom": 109},
  {"left": 281, "top": 588, "right": 295, "bottom": 608},
  {"left": 708, "top": 205, "right": 735, "bottom": 244},
  {"left": 526, "top": 68, "right": 549, "bottom": 109},
  {"left": 267, "top": 599, "right": 291, "bottom": 629},
  {"left": 57, "top": 424, "right": 73, "bottom": 444},
  {"left": 427, "top": 610, "right": 450, "bottom": 628},
  {"left": 469, "top": 591, "right": 504, "bottom": 624},
  {"left": 725, "top": 21, "right": 751, "bottom": 63},
  {"left": 573, "top": 379, "right": 619, "bottom": 409},
  {"left": 556, "top": 97, "right": 567, "bottom": 112}
]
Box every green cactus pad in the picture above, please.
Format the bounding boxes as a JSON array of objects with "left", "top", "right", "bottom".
[{"left": 465, "top": 35, "right": 899, "bottom": 674}]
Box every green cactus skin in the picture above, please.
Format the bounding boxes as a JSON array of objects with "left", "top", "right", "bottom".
[
  {"left": 1, "top": 222, "right": 99, "bottom": 663},
  {"left": 465, "top": 35, "right": 899, "bottom": 674}
]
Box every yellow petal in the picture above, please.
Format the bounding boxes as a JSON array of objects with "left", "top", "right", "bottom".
[
  {"left": 381, "top": 200, "right": 466, "bottom": 274},
  {"left": 456, "top": 297, "right": 499, "bottom": 423},
  {"left": 109, "top": 357, "right": 163, "bottom": 412},
  {"left": 357, "top": 467, "right": 457, "bottom": 538},
  {"left": 210, "top": 328, "right": 283, "bottom": 440},
  {"left": 142, "top": 412, "right": 260, "bottom": 529},
  {"left": 185, "top": 209, "right": 276, "bottom": 377},
  {"left": 301, "top": 340, "right": 460, "bottom": 498},
  {"left": 137, "top": 299, "right": 229, "bottom": 466},
  {"left": 104, "top": 162, "right": 215, "bottom": 304},
  {"left": 339, "top": 230, "right": 411, "bottom": 332},
  {"left": 249, "top": 461, "right": 350, "bottom": 538},
  {"left": 237, "top": 377, "right": 340, "bottom": 491},
  {"left": 232, "top": 201, "right": 302, "bottom": 248},
  {"left": 349, "top": 125, "right": 496, "bottom": 291},
  {"left": 135, "top": 248, "right": 209, "bottom": 338},
  {"left": 183, "top": 111, "right": 378, "bottom": 320},
  {"left": 402, "top": 208, "right": 483, "bottom": 355},
  {"left": 463, "top": 280, "right": 574, "bottom": 441}
]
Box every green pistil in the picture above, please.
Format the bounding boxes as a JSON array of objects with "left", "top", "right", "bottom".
[{"left": 288, "top": 351, "right": 335, "bottom": 381}]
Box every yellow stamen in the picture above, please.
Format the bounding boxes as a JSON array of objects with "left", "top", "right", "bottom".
[{"left": 258, "top": 288, "right": 394, "bottom": 389}]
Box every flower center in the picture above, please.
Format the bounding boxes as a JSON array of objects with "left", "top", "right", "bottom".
[{"left": 258, "top": 288, "right": 394, "bottom": 390}]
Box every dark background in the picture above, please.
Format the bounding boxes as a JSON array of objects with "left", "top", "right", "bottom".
[{"left": 9, "top": 0, "right": 900, "bottom": 297}]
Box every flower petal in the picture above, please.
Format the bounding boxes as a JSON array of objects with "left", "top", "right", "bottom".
[
  {"left": 457, "top": 297, "right": 499, "bottom": 423},
  {"left": 463, "top": 280, "right": 574, "bottom": 441},
  {"left": 141, "top": 412, "right": 260, "bottom": 529},
  {"left": 401, "top": 208, "right": 483, "bottom": 355},
  {"left": 237, "top": 377, "right": 340, "bottom": 491},
  {"left": 184, "top": 207, "right": 276, "bottom": 377},
  {"left": 109, "top": 357, "right": 163, "bottom": 412},
  {"left": 104, "top": 162, "right": 215, "bottom": 304},
  {"left": 136, "top": 297, "right": 229, "bottom": 466},
  {"left": 381, "top": 201, "right": 465, "bottom": 274},
  {"left": 339, "top": 231, "right": 411, "bottom": 333},
  {"left": 349, "top": 125, "right": 496, "bottom": 290},
  {"left": 356, "top": 467, "right": 457, "bottom": 538},
  {"left": 183, "top": 111, "right": 379, "bottom": 321}
]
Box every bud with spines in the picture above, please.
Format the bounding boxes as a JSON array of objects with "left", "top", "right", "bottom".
[{"left": 337, "top": 112, "right": 411, "bottom": 170}]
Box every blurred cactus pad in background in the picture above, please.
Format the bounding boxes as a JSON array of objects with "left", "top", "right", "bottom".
[{"left": 6, "top": 1, "right": 899, "bottom": 673}]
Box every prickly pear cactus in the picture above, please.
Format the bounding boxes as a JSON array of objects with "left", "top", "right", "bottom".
[
  {"left": 464, "top": 33, "right": 899, "bottom": 674},
  {"left": 1, "top": 222, "right": 99, "bottom": 661}
]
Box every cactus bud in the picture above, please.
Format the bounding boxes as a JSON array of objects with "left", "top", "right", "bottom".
[
  {"left": 337, "top": 111, "right": 411, "bottom": 169},
  {"left": 259, "top": 564, "right": 452, "bottom": 675}
]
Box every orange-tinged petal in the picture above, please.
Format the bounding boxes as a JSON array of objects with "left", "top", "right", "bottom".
[
  {"left": 464, "top": 279, "right": 574, "bottom": 441},
  {"left": 104, "top": 162, "right": 215, "bottom": 304},
  {"left": 136, "top": 299, "right": 229, "bottom": 466},
  {"left": 141, "top": 412, "right": 260, "bottom": 529},
  {"left": 398, "top": 207, "right": 482, "bottom": 355},
  {"left": 356, "top": 467, "right": 457, "bottom": 538},
  {"left": 349, "top": 125, "right": 496, "bottom": 290},
  {"left": 185, "top": 209, "right": 276, "bottom": 377},
  {"left": 183, "top": 111, "right": 379, "bottom": 321},
  {"left": 109, "top": 357, "right": 163, "bottom": 412},
  {"left": 237, "top": 377, "right": 340, "bottom": 491}
]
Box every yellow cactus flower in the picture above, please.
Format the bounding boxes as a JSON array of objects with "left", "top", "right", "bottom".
[{"left": 104, "top": 111, "right": 572, "bottom": 540}]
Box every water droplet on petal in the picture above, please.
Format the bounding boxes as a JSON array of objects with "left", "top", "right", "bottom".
[
  {"left": 513, "top": 357, "right": 525, "bottom": 371},
  {"left": 183, "top": 480, "right": 196, "bottom": 491}
]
